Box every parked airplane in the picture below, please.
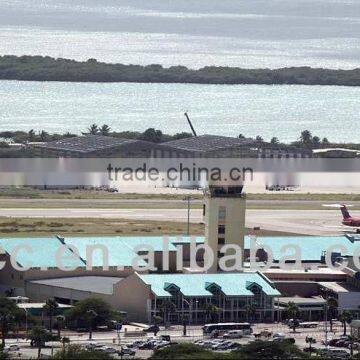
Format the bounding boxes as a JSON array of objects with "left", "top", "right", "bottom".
[
  {"left": 340, "top": 204, "right": 360, "bottom": 230},
  {"left": 323, "top": 204, "right": 360, "bottom": 233}
]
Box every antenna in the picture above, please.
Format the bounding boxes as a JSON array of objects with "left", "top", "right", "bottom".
[{"left": 184, "top": 112, "right": 197, "bottom": 137}]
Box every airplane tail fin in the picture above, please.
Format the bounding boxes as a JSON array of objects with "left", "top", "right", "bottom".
[{"left": 340, "top": 204, "right": 351, "bottom": 219}]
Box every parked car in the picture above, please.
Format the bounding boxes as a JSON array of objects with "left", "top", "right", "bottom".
[
  {"left": 129, "top": 340, "right": 146, "bottom": 348},
  {"left": 160, "top": 335, "right": 171, "bottom": 342},
  {"left": 85, "top": 343, "right": 103, "bottom": 351},
  {"left": 272, "top": 333, "right": 285, "bottom": 339},
  {"left": 142, "top": 325, "right": 160, "bottom": 333},
  {"left": 120, "top": 346, "right": 136, "bottom": 356},
  {"left": 283, "top": 338, "right": 296, "bottom": 345},
  {"left": 299, "top": 322, "right": 318, "bottom": 328},
  {"left": 223, "top": 330, "right": 243, "bottom": 339},
  {"left": 99, "top": 346, "right": 117, "bottom": 354},
  {"left": 200, "top": 340, "right": 223, "bottom": 349},
  {"left": 139, "top": 340, "right": 160, "bottom": 350},
  {"left": 317, "top": 348, "right": 350, "bottom": 358},
  {"left": 227, "top": 342, "right": 241, "bottom": 350},
  {"left": 253, "top": 330, "right": 272, "bottom": 338},
  {"left": 154, "top": 341, "right": 170, "bottom": 349},
  {"left": 212, "top": 341, "right": 232, "bottom": 350},
  {"left": 3, "top": 344, "right": 20, "bottom": 352}
]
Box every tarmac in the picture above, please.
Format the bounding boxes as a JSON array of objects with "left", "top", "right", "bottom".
[{"left": 0, "top": 208, "right": 358, "bottom": 235}]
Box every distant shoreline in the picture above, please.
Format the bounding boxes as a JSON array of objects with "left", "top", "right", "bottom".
[{"left": 1, "top": 55, "right": 360, "bottom": 86}]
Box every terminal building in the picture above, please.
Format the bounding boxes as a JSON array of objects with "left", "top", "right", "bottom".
[
  {"left": 0, "top": 183, "right": 359, "bottom": 323},
  {"left": 1, "top": 232, "right": 359, "bottom": 323}
]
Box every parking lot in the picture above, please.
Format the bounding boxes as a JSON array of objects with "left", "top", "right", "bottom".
[{"left": 3, "top": 320, "right": 358, "bottom": 358}]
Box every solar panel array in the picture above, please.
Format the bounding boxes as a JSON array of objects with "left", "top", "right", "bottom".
[
  {"left": 165, "top": 134, "right": 255, "bottom": 153},
  {"left": 36, "top": 135, "right": 138, "bottom": 154}
]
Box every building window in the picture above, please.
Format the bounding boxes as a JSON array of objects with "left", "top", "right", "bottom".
[
  {"left": 218, "top": 206, "right": 226, "bottom": 221},
  {"left": 218, "top": 237, "right": 225, "bottom": 245},
  {"left": 218, "top": 225, "right": 225, "bottom": 234}
]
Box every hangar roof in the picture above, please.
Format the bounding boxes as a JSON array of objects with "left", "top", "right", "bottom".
[
  {"left": 164, "top": 134, "right": 255, "bottom": 153},
  {"left": 0, "top": 237, "right": 85, "bottom": 269},
  {"left": 30, "top": 276, "right": 123, "bottom": 295},
  {"left": 36, "top": 135, "right": 140, "bottom": 154}
]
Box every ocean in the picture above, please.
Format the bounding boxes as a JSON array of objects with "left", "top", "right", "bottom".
[
  {"left": 0, "top": 81, "right": 358, "bottom": 142},
  {"left": 0, "top": 0, "right": 359, "bottom": 69}
]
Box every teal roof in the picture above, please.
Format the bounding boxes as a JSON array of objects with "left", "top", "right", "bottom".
[
  {"left": 138, "top": 272, "right": 280, "bottom": 297},
  {"left": 244, "top": 235, "right": 358, "bottom": 261},
  {"left": 62, "top": 236, "right": 204, "bottom": 267},
  {"left": 0, "top": 235, "right": 203, "bottom": 269},
  {"left": 0, "top": 234, "right": 353, "bottom": 269},
  {"left": 0, "top": 237, "right": 84, "bottom": 268},
  {"left": 61, "top": 236, "right": 203, "bottom": 267},
  {"left": 63, "top": 236, "right": 142, "bottom": 267}
]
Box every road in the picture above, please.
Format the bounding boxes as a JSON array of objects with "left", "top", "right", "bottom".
[
  {"left": 0, "top": 208, "right": 358, "bottom": 235},
  {"left": 0, "top": 198, "right": 359, "bottom": 206}
]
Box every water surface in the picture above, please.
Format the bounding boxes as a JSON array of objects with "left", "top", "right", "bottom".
[
  {"left": 0, "top": 81, "right": 358, "bottom": 142},
  {"left": 0, "top": 0, "right": 359, "bottom": 69}
]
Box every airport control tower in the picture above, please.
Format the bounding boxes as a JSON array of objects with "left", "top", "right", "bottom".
[{"left": 204, "top": 184, "right": 246, "bottom": 273}]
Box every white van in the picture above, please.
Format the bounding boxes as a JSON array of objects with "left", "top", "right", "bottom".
[{"left": 223, "top": 330, "right": 243, "bottom": 339}]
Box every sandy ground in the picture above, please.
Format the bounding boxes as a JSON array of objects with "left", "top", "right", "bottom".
[{"left": 0, "top": 208, "right": 357, "bottom": 235}]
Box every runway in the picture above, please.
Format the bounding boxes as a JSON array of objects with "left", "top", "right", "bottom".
[{"left": 0, "top": 208, "right": 357, "bottom": 236}]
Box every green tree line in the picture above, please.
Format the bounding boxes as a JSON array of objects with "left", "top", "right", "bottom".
[{"left": 1, "top": 55, "right": 360, "bottom": 86}]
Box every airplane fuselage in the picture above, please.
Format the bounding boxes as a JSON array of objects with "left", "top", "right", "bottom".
[{"left": 342, "top": 217, "right": 360, "bottom": 227}]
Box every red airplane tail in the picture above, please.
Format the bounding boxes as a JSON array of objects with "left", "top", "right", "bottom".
[{"left": 340, "top": 205, "right": 351, "bottom": 220}]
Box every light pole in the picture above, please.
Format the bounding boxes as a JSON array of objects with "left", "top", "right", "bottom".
[
  {"left": 24, "top": 308, "right": 28, "bottom": 333},
  {"left": 184, "top": 196, "right": 191, "bottom": 236},
  {"left": 323, "top": 288, "right": 329, "bottom": 348},
  {"left": 86, "top": 310, "right": 97, "bottom": 340}
]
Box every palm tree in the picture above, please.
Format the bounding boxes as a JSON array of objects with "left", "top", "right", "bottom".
[
  {"left": 305, "top": 336, "right": 316, "bottom": 353},
  {"left": 202, "top": 303, "right": 221, "bottom": 323},
  {"left": 339, "top": 311, "right": 353, "bottom": 336},
  {"left": 327, "top": 297, "right": 338, "bottom": 332},
  {"left": 39, "top": 130, "right": 49, "bottom": 142},
  {"left": 322, "top": 137, "right": 330, "bottom": 146},
  {"left": 43, "top": 298, "right": 58, "bottom": 333},
  {"left": 100, "top": 124, "right": 111, "bottom": 136},
  {"left": 180, "top": 314, "right": 189, "bottom": 336},
  {"left": 286, "top": 302, "right": 300, "bottom": 333},
  {"left": 158, "top": 300, "right": 176, "bottom": 326},
  {"left": 56, "top": 315, "right": 65, "bottom": 338},
  {"left": 28, "top": 326, "right": 49, "bottom": 359},
  {"left": 86, "top": 124, "right": 99, "bottom": 135},
  {"left": 300, "top": 130, "right": 312, "bottom": 145},
  {"left": 244, "top": 304, "right": 256, "bottom": 323},
  {"left": 61, "top": 336, "right": 70, "bottom": 350},
  {"left": 270, "top": 137, "right": 279, "bottom": 145},
  {"left": 28, "top": 129, "right": 36, "bottom": 142},
  {"left": 0, "top": 297, "right": 20, "bottom": 347},
  {"left": 312, "top": 136, "right": 321, "bottom": 147}
]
